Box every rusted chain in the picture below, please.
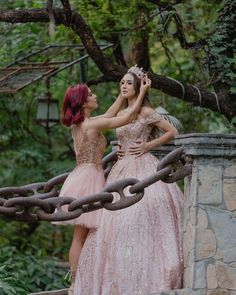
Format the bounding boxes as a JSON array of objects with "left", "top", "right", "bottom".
[
  {"left": 129, "top": 166, "right": 171, "bottom": 194},
  {"left": 103, "top": 178, "right": 144, "bottom": 210},
  {"left": 156, "top": 146, "right": 192, "bottom": 183},
  {"left": 102, "top": 150, "right": 117, "bottom": 178},
  {"left": 0, "top": 147, "right": 192, "bottom": 222}
]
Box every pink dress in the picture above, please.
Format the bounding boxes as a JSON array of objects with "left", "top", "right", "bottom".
[
  {"left": 53, "top": 124, "right": 106, "bottom": 228},
  {"left": 74, "top": 112, "right": 183, "bottom": 294}
]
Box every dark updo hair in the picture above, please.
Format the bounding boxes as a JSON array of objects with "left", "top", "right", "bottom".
[
  {"left": 62, "top": 83, "right": 89, "bottom": 127},
  {"left": 121, "top": 72, "right": 151, "bottom": 108}
]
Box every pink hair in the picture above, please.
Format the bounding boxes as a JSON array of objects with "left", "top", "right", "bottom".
[{"left": 62, "top": 84, "right": 89, "bottom": 126}]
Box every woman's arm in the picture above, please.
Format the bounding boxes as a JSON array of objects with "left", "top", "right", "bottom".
[
  {"left": 147, "top": 119, "right": 178, "bottom": 149},
  {"left": 103, "top": 94, "right": 124, "bottom": 118},
  {"left": 95, "top": 94, "right": 124, "bottom": 119},
  {"left": 91, "top": 75, "right": 151, "bottom": 130},
  {"left": 129, "top": 109, "right": 178, "bottom": 157}
]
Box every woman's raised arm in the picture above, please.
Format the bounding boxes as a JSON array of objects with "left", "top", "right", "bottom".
[
  {"left": 101, "top": 94, "right": 124, "bottom": 118},
  {"left": 91, "top": 75, "right": 151, "bottom": 130}
]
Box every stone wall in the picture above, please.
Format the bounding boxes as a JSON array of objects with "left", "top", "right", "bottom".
[{"left": 154, "top": 134, "right": 236, "bottom": 295}]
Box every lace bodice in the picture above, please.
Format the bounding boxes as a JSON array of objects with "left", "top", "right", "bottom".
[
  {"left": 116, "top": 112, "right": 163, "bottom": 154},
  {"left": 71, "top": 125, "right": 106, "bottom": 167}
]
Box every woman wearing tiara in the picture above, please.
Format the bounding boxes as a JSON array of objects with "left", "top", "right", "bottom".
[
  {"left": 54, "top": 77, "right": 150, "bottom": 295},
  {"left": 74, "top": 66, "right": 183, "bottom": 295}
]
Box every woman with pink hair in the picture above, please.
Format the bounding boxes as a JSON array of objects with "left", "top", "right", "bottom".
[{"left": 54, "top": 76, "right": 151, "bottom": 294}]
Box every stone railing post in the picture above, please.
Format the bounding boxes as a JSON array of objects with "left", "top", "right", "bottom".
[{"left": 173, "top": 133, "right": 236, "bottom": 295}]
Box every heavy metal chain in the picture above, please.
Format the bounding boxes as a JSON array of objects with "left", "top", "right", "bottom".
[{"left": 0, "top": 147, "right": 192, "bottom": 223}]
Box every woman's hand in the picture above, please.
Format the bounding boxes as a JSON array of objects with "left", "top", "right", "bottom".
[
  {"left": 140, "top": 74, "right": 151, "bottom": 95},
  {"left": 129, "top": 140, "right": 151, "bottom": 157},
  {"left": 117, "top": 93, "right": 124, "bottom": 101}
]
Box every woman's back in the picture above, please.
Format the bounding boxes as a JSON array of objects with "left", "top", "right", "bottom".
[
  {"left": 54, "top": 121, "right": 106, "bottom": 228},
  {"left": 71, "top": 122, "right": 107, "bottom": 168}
]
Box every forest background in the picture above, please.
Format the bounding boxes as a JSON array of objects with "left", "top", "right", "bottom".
[{"left": 0, "top": 0, "right": 235, "bottom": 294}]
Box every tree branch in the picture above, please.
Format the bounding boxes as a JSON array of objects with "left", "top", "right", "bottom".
[
  {"left": 0, "top": 8, "right": 235, "bottom": 120},
  {"left": 171, "top": 9, "right": 207, "bottom": 49},
  {"left": 148, "top": 72, "right": 235, "bottom": 120},
  {"left": 87, "top": 75, "right": 109, "bottom": 86},
  {"left": 0, "top": 8, "right": 119, "bottom": 76},
  {"left": 101, "top": 34, "right": 127, "bottom": 67},
  {"left": 60, "top": 0, "right": 72, "bottom": 23},
  {"left": 99, "top": 1, "right": 127, "bottom": 67},
  {"left": 0, "top": 8, "right": 50, "bottom": 23},
  {"left": 60, "top": 0, "right": 72, "bottom": 14},
  {"left": 144, "top": 1, "right": 207, "bottom": 49},
  {"left": 47, "top": 0, "right": 55, "bottom": 36},
  {"left": 87, "top": 69, "right": 235, "bottom": 120}
]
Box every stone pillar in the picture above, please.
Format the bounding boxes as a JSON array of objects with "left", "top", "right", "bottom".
[{"left": 173, "top": 134, "right": 236, "bottom": 295}]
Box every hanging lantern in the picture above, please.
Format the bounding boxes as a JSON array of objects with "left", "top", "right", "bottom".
[{"left": 36, "top": 91, "right": 60, "bottom": 131}]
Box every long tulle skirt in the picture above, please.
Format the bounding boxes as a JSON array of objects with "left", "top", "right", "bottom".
[{"left": 75, "top": 153, "right": 183, "bottom": 294}]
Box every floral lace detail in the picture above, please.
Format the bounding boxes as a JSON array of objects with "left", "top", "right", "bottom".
[
  {"left": 72, "top": 126, "right": 106, "bottom": 168},
  {"left": 144, "top": 112, "right": 163, "bottom": 125},
  {"left": 116, "top": 112, "right": 163, "bottom": 155}
]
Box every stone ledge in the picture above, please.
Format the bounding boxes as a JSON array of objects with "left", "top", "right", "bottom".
[
  {"left": 174, "top": 133, "right": 236, "bottom": 157},
  {"left": 112, "top": 133, "right": 236, "bottom": 158}
]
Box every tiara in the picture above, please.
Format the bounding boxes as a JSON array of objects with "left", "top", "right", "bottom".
[{"left": 127, "top": 64, "right": 145, "bottom": 79}]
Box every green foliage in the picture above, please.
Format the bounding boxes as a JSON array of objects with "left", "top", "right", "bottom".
[
  {"left": 0, "top": 217, "right": 72, "bottom": 259},
  {"left": 0, "top": 1, "right": 234, "bottom": 194},
  {"left": 207, "top": 0, "right": 236, "bottom": 93},
  {"left": 74, "top": 0, "right": 155, "bottom": 37},
  {"left": 0, "top": 246, "right": 68, "bottom": 293},
  {"left": 0, "top": 265, "right": 28, "bottom": 295},
  {"left": 0, "top": 209, "right": 72, "bottom": 293}
]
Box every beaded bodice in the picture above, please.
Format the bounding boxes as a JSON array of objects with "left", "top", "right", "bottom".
[
  {"left": 116, "top": 112, "right": 163, "bottom": 154},
  {"left": 71, "top": 125, "right": 106, "bottom": 167}
]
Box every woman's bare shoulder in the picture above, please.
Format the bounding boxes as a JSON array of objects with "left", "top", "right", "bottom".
[
  {"left": 70, "top": 123, "right": 79, "bottom": 130},
  {"left": 140, "top": 106, "right": 155, "bottom": 118}
]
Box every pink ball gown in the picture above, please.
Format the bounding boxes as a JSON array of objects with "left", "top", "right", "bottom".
[
  {"left": 74, "top": 112, "right": 184, "bottom": 294},
  {"left": 53, "top": 124, "right": 106, "bottom": 228}
]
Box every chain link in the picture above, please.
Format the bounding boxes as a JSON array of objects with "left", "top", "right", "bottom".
[
  {"left": 103, "top": 178, "right": 144, "bottom": 210},
  {"left": 0, "top": 147, "right": 192, "bottom": 222}
]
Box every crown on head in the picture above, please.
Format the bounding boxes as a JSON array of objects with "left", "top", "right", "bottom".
[{"left": 127, "top": 64, "right": 145, "bottom": 79}]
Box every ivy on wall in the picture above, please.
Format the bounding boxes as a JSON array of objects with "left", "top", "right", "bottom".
[{"left": 207, "top": 0, "right": 236, "bottom": 95}]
